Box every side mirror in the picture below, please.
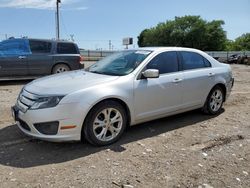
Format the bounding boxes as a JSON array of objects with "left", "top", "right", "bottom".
[{"left": 142, "top": 69, "right": 159, "bottom": 79}]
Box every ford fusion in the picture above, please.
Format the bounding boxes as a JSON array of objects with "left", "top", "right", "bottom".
[{"left": 12, "top": 47, "right": 234, "bottom": 146}]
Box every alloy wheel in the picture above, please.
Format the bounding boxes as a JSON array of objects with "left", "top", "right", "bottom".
[
  {"left": 93, "top": 108, "right": 123, "bottom": 142},
  {"left": 209, "top": 89, "right": 223, "bottom": 112},
  {"left": 56, "top": 67, "right": 67, "bottom": 73}
]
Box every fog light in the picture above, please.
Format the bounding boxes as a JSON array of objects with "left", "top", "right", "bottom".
[
  {"left": 34, "top": 121, "right": 59, "bottom": 135},
  {"left": 19, "top": 119, "right": 31, "bottom": 131}
]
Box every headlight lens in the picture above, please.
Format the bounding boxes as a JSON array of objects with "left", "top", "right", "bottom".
[{"left": 30, "top": 96, "right": 64, "bottom": 110}]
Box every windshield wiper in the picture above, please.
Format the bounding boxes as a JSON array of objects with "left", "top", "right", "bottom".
[
  {"left": 101, "top": 72, "right": 123, "bottom": 76},
  {"left": 89, "top": 70, "right": 104, "bottom": 75},
  {"left": 89, "top": 70, "right": 121, "bottom": 76}
]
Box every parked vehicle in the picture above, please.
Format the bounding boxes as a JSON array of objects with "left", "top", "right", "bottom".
[
  {"left": 12, "top": 47, "right": 234, "bottom": 146},
  {"left": 0, "top": 38, "right": 83, "bottom": 80},
  {"left": 227, "top": 54, "right": 241, "bottom": 64}
]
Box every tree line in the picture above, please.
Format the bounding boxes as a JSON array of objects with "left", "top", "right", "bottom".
[{"left": 137, "top": 16, "right": 250, "bottom": 51}]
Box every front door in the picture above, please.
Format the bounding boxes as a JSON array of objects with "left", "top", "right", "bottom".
[
  {"left": 134, "top": 51, "right": 183, "bottom": 121},
  {"left": 0, "top": 39, "right": 29, "bottom": 77}
]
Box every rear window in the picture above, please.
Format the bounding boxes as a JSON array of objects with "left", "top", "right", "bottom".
[
  {"left": 203, "top": 57, "right": 212, "bottom": 67},
  {"left": 29, "top": 40, "right": 52, "bottom": 54},
  {"left": 57, "top": 42, "right": 77, "bottom": 54},
  {"left": 180, "top": 51, "right": 210, "bottom": 70}
]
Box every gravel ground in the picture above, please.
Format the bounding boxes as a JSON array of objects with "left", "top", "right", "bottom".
[{"left": 0, "top": 64, "right": 249, "bottom": 188}]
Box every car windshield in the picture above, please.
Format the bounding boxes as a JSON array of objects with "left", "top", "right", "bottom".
[{"left": 86, "top": 50, "right": 152, "bottom": 76}]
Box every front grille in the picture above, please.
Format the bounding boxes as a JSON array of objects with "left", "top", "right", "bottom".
[
  {"left": 16, "top": 89, "right": 39, "bottom": 112},
  {"left": 19, "top": 119, "right": 31, "bottom": 131}
]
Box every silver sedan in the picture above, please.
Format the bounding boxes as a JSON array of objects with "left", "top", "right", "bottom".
[{"left": 13, "top": 47, "right": 234, "bottom": 146}]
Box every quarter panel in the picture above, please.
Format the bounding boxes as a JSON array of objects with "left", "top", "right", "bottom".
[{"left": 53, "top": 55, "right": 81, "bottom": 70}]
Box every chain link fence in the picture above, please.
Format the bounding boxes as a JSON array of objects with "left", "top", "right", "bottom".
[
  {"left": 206, "top": 51, "right": 250, "bottom": 64},
  {"left": 80, "top": 49, "right": 250, "bottom": 64}
]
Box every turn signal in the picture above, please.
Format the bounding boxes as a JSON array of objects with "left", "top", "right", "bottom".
[{"left": 60, "top": 125, "right": 77, "bottom": 130}]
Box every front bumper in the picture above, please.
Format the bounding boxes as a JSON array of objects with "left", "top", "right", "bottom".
[{"left": 12, "top": 102, "right": 89, "bottom": 142}]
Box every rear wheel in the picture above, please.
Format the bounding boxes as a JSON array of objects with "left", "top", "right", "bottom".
[
  {"left": 203, "top": 86, "right": 225, "bottom": 115},
  {"left": 83, "top": 101, "right": 127, "bottom": 146},
  {"left": 52, "top": 64, "right": 70, "bottom": 74}
]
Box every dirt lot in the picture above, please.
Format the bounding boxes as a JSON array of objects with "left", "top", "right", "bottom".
[{"left": 0, "top": 64, "right": 249, "bottom": 188}]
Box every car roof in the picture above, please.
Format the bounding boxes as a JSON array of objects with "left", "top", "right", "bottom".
[
  {"left": 2, "top": 38, "right": 75, "bottom": 44},
  {"left": 135, "top": 47, "right": 219, "bottom": 66},
  {"left": 137, "top": 47, "right": 203, "bottom": 53}
]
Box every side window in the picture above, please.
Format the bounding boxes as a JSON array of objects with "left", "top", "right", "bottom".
[
  {"left": 203, "top": 57, "right": 212, "bottom": 67},
  {"left": 181, "top": 51, "right": 208, "bottom": 70},
  {"left": 0, "top": 40, "right": 30, "bottom": 56},
  {"left": 57, "top": 43, "right": 77, "bottom": 54},
  {"left": 146, "top": 51, "right": 179, "bottom": 74},
  {"left": 29, "top": 40, "right": 52, "bottom": 54}
]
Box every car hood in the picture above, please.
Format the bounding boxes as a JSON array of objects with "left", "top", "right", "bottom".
[{"left": 24, "top": 70, "right": 119, "bottom": 95}]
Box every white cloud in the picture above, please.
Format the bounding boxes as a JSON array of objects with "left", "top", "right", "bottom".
[
  {"left": 75, "top": 6, "right": 88, "bottom": 10},
  {"left": 0, "top": 0, "right": 87, "bottom": 10},
  {"left": 61, "top": 6, "right": 89, "bottom": 11}
]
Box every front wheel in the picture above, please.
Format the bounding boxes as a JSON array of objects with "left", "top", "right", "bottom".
[
  {"left": 203, "top": 86, "right": 225, "bottom": 115},
  {"left": 83, "top": 101, "right": 127, "bottom": 146}
]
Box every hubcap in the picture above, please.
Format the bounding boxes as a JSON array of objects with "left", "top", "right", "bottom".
[
  {"left": 56, "top": 67, "right": 67, "bottom": 73},
  {"left": 93, "top": 108, "right": 123, "bottom": 142},
  {"left": 209, "top": 89, "right": 223, "bottom": 112}
]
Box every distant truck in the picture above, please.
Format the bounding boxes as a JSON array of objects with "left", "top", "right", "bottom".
[{"left": 0, "top": 38, "right": 84, "bottom": 80}]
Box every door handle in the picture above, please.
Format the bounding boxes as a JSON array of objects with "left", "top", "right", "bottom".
[
  {"left": 208, "top": 72, "right": 215, "bottom": 77},
  {"left": 18, "top": 56, "right": 27, "bottom": 59},
  {"left": 173, "top": 78, "right": 183, "bottom": 83}
]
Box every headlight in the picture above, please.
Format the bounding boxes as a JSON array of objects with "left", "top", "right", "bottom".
[{"left": 30, "top": 96, "right": 64, "bottom": 110}]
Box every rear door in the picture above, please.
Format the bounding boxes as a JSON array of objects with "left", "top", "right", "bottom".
[
  {"left": 0, "top": 39, "right": 29, "bottom": 77},
  {"left": 179, "top": 51, "right": 214, "bottom": 108},
  {"left": 27, "top": 40, "right": 53, "bottom": 75}
]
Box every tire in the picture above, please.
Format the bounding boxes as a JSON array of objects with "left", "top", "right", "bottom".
[
  {"left": 202, "top": 86, "right": 225, "bottom": 115},
  {"left": 83, "top": 101, "right": 127, "bottom": 146},
  {"left": 52, "top": 64, "right": 70, "bottom": 74}
]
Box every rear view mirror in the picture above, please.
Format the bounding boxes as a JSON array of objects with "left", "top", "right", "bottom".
[{"left": 142, "top": 69, "right": 159, "bottom": 79}]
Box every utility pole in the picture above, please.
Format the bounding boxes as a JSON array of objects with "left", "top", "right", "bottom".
[
  {"left": 56, "top": 0, "right": 61, "bottom": 40},
  {"left": 70, "top": 34, "right": 74, "bottom": 42},
  {"left": 109, "top": 40, "right": 111, "bottom": 51}
]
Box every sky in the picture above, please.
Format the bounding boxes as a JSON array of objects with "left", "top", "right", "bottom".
[{"left": 0, "top": 0, "right": 249, "bottom": 50}]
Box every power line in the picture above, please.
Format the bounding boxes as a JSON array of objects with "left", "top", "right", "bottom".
[
  {"left": 76, "top": 39, "right": 120, "bottom": 42},
  {"left": 60, "top": 10, "right": 69, "bottom": 37}
]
